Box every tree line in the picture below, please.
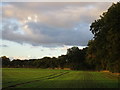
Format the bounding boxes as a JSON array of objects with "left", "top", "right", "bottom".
[
  {"left": 1, "top": 2, "right": 120, "bottom": 73},
  {"left": 1, "top": 47, "right": 90, "bottom": 70}
]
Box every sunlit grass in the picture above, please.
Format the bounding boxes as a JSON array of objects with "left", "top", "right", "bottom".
[{"left": 2, "top": 68, "right": 119, "bottom": 88}]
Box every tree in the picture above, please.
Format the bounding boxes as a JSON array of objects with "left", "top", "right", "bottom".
[
  {"left": 87, "top": 2, "right": 120, "bottom": 72},
  {"left": 67, "top": 47, "right": 81, "bottom": 63},
  {"left": 1, "top": 56, "right": 10, "bottom": 67},
  {"left": 58, "top": 55, "right": 67, "bottom": 69},
  {"left": 66, "top": 47, "right": 88, "bottom": 70}
]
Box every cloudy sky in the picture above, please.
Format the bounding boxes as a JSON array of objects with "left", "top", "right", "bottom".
[{"left": 0, "top": 2, "right": 113, "bottom": 59}]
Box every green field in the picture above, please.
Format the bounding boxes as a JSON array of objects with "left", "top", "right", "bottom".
[{"left": 2, "top": 68, "right": 119, "bottom": 88}]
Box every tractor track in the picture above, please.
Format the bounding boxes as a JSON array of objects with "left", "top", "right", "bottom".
[{"left": 2, "top": 72, "right": 69, "bottom": 89}]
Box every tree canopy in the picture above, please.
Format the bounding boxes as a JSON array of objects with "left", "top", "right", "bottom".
[{"left": 87, "top": 2, "right": 120, "bottom": 73}]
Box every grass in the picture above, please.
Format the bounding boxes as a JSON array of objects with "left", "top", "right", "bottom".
[{"left": 2, "top": 68, "right": 119, "bottom": 88}]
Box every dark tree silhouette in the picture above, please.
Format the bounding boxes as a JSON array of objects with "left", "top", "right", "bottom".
[{"left": 87, "top": 2, "right": 120, "bottom": 73}]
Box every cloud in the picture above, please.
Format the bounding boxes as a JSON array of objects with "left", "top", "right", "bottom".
[
  {"left": 2, "top": 20, "right": 92, "bottom": 46},
  {"left": 1, "top": 2, "right": 112, "bottom": 47},
  {"left": 3, "top": 2, "right": 112, "bottom": 28},
  {"left": 0, "top": 44, "right": 8, "bottom": 47}
]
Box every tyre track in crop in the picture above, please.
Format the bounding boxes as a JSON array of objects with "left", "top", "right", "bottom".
[
  {"left": 2, "top": 73, "right": 57, "bottom": 85},
  {"left": 82, "top": 72, "right": 108, "bottom": 88},
  {"left": 82, "top": 72, "right": 98, "bottom": 88},
  {"left": 92, "top": 72, "right": 115, "bottom": 88},
  {"left": 2, "top": 72, "right": 69, "bottom": 89},
  {"left": 101, "top": 72, "right": 119, "bottom": 80}
]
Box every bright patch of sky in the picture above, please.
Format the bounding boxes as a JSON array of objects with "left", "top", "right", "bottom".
[{"left": 0, "top": 39, "right": 86, "bottom": 60}]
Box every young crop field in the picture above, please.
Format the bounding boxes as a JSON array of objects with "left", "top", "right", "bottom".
[{"left": 2, "top": 68, "right": 119, "bottom": 89}]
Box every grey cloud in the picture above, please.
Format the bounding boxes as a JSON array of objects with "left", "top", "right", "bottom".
[
  {"left": 2, "top": 20, "right": 93, "bottom": 46},
  {"left": 0, "top": 44, "right": 8, "bottom": 47},
  {"left": 2, "top": 2, "right": 112, "bottom": 29},
  {"left": 1, "top": 20, "right": 52, "bottom": 46},
  {"left": 2, "top": 2, "right": 111, "bottom": 47}
]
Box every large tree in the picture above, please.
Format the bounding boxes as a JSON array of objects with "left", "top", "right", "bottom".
[{"left": 87, "top": 2, "right": 120, "bottom": 72}]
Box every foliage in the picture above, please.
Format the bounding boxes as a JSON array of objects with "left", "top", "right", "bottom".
[
  {"left": 1, "top": 56, "right": 10, "bottom": 67},
  {"left": 87, "top": 2, "right": 120, "bottom": 72}
]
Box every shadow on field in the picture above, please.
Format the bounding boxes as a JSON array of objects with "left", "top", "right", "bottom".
[
  {"left": 34, "top": 80, "right": 119, "bottom": 88},
  {"left": 3, "top": 80, "right": 119, "bottom": 89}
]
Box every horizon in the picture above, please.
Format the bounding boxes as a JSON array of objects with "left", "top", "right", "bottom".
[
  {"left": 1, "top": 2, "right": 113, "bottom": 59},
  {"left": 1, "top": 45, "right": 87, "bottom": 60}
]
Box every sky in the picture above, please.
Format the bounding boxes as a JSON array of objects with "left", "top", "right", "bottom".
[{"left": 0, "top": 2, "right": 113, "bottom": 60}]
